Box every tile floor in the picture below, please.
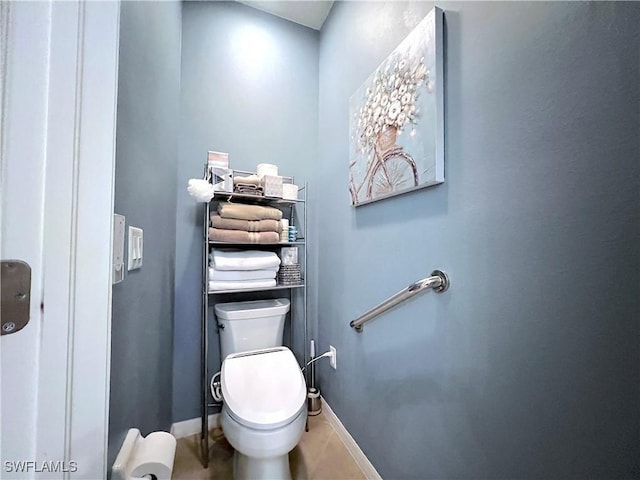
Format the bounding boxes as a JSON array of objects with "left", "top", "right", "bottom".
[{"left": 172, "top": 411, "right": 367, "bottom": 479}]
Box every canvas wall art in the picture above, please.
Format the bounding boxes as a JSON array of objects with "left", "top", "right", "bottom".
[{"left": 349, "top": 7, "right": 444, "bottom": 206}]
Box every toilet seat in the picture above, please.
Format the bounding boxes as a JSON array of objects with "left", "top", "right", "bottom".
[{"left": 221, "top": 347, "right": 306, "bottom": 431}]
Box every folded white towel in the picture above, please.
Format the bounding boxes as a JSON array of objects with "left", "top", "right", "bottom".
[
  {"left": 208, "top": 279, "right": 276, "bottom": 291},
  {"left": 208, "top": 267, "right": 277, "bottom": 281},
  {"left": 210, "top": 249, "right": 281, "bottom": 271}
]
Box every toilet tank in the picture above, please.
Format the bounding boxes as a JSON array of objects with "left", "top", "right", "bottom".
[{"left": 214, "top": 298, "right": 290, "bottom": 360}]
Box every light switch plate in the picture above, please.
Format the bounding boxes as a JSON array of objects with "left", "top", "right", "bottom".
[
  {"left": 113, "top": 214, "right": 125, "bottom": 283},
  {"left": 127, "top": 226, "right": 143, "bottom": 271}
]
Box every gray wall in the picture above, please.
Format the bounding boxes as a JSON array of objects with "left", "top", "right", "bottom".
[
  {"left": 316, "top": 2, "right": 640, "bottom": 478},
  {"left": 174, "top": 1, "right": 318, "bottom": 422},
  {"left": 108, "top": 1, "right": 181, "bottom": 470}
]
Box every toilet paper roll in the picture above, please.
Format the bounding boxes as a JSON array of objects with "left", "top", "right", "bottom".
[
  {"left": 129, "top": 431, "right": 177, "bottom": 480},
  {"left": 256, "top": 163, "right": 278, "bottom": 178}
]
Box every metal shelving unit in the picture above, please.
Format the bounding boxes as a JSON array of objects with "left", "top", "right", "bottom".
[{"left": 199, "top": 167, "right": 308, "bottom": 468}]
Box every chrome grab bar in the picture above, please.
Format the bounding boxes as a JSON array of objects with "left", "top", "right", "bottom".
[{"left": 350, "top": 270, "right": 450, "bottom": 332}]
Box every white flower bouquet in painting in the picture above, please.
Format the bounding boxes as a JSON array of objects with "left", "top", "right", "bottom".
[{"left": 349, "top": 7, "right": 444, "bottom": 206}]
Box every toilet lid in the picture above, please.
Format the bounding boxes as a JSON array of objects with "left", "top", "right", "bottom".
[{"left": 221, "top": 347, "right": 306, "bottom": 430}]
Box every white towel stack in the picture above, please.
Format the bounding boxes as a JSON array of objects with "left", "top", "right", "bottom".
[{"left": 209, "top": 249, "right": 280, "bottom": 291}]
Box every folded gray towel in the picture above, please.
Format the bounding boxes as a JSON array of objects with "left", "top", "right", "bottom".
[{"left": 234, "top": 184, "right": 264, "bottom": 196}]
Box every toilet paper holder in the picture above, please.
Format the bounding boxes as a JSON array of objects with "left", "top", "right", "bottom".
[{"left": 112, "top": 428, "right": 177, "bottom": 480}]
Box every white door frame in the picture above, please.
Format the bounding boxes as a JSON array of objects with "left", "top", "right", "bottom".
[{"left": 1, "top": 1, "right": 120, "bottom": 478}]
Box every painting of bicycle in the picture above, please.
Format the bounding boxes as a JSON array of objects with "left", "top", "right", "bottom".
[{"left": 349, "top": 7, "right": 444, "bottom": 206}]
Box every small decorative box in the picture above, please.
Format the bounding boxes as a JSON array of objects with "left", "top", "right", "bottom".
[
  {"left": 207, "top": 151, "right": 229, "bottom": 168},
  {"left": 262, "top": 175, "right": 283, "bottom": 198},
  {"left": 277, "top": 264, "right": 301, "bottom": 285},
  {"left": 210, "top": 167, "right": 233, "bottom": 193},
  {"left": 282, "top": 183, "right": 298, "bottom": 200},
  {"left": 280, "top": 247, "right": 298, "bottom": 265}
]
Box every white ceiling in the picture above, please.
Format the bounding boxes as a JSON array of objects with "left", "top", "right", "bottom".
[{"left": 237, "top": 1, "right": 334, "bottom": 30}]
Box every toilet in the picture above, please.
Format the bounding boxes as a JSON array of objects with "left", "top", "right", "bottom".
[{"left": 214, "top": 299, "right": 307, "bottom": 480}]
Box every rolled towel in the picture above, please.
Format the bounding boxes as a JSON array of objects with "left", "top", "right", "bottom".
[
  {"left": 218, "top": 202, "right": 282, "bottom": 221},
  {"left": 209, "top": 267, "right": 277, "bottom": 281},
  {"left": 232, "top": 174, "right": 261, "bottom": 186},
  {"left": 209, "top": 228, "right": 280, "bottom": 244},
  {"left": 209, "top": 279, "right": 276, "bottom": 291},
  {"left": 211, "top": 249, "right": 281, "bottom": 271},
  {"left": 210, "top": 214, "right": 281, "bottom": 233}
]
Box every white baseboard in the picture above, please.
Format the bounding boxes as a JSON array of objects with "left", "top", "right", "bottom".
[
  {"left": 170, "top": 413, "right": 220, "bottom": 439},
  {"left": 321, "top": 397, "right": 382, "bottom": 480}
]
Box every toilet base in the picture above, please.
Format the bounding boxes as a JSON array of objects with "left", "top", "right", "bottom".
[
  {"left": 221, "top": 405, "right": 306, "bottom": 480},
  {"left": 234, "top": 450, "right": 291, "bottom": 480}
]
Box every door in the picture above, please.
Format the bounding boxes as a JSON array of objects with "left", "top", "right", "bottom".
[
  {"left": 0, "top": 3, "right": 47, "bottom": 475},
  {"left": 0, "top": 2, "right": 120, "bottom": 478}
]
